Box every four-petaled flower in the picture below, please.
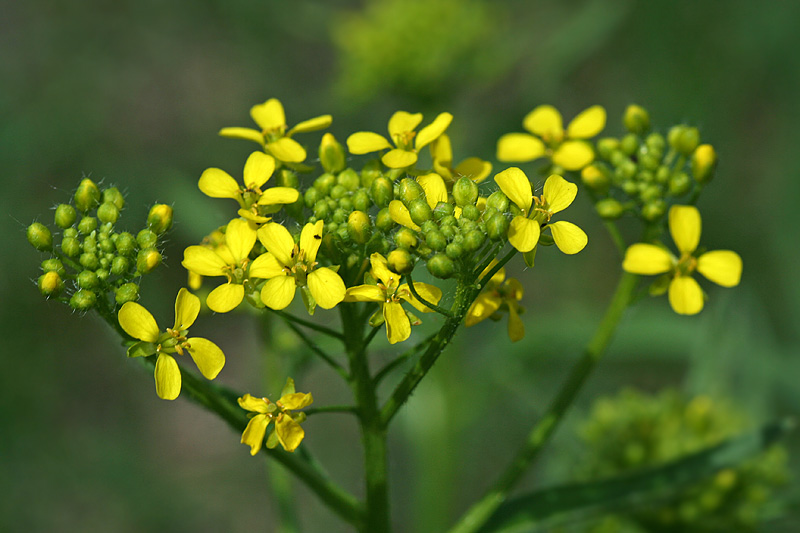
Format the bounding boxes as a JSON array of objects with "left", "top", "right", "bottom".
[
  {"left": 429, "top": 134, "right": 492, "bottom": 185},
  {"left": 344, "top": 253, "right": 442, "bottom": 344},
  {"left": 495, "top": 168, "right": 588, "bottom": 255},
  {"left": 118, "top": 288, "right": 225, "bottom": 400},
  {"left": 497, "top": 105, "right": 606, "bottom": 170},
  {"left": 466, "top": 264, "right": 525, "bottom": 342},
  {"left": 256, "top": 220, "right": 346, "bottom": 313},
  {"left": 219, "top": 98, "right": 332, "bottom": 163},
  {"left": 346, "top": 111, "right": 453, "bottom": 168},
  {"left": 198, "top": 151, "right": 299, "bottom": 225},
  {"left": 622, "top": 205, "right": 742, "bottom": 315},
  {"left": 239, "top": 378, "right": 313, "bottom": 454}
]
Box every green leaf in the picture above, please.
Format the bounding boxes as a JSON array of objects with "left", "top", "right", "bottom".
[{"left": 478, "top": 419, "right": 794, "bottom": 533}]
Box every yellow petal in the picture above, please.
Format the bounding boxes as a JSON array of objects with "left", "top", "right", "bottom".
[
  {"left": 241, "top": 414, "right": 269, "bottom": 455},
  {"left": 238, "top": 393, "right": 271, "bottom": 413},
  {"left": 242, "top": 151, "right": 275, "bottom": 190},
  {"left": 496, "top": 133, "right": 546, "bottom": 162},
  {"left": 400, "top": 282, "right": 443, "bottom": 313},
  {"left": 257, "top": 187, "right": 300, "bottom": 206},
  {"left": 669, "top": 205, "right": 702, "bottom": 254},
  {"left": 290, "top": 114, "right": 332, "bottom": 134},
  {"left": 218, "top": 127, "right": 265, "bottom": 145},
  {"left": 300, "top": 220, "right": 324, "bottom": 262},
  {"left": 268, "top": 137, "right": 306, "bottom": 163},
  {"left": 430, "top": 134, "right": 453, "bottom": 164},
  {"left": 257, "top": 223, "right": 295, "bottom": 266},
  {"left": 622, "top": 244, "right": 674, "bottom": 275},
  {"left": 155, "top": 353, "right": 181, "bottom": 400},
  {"left": 389, "top": 200, "right": 421, "bottom": 231},
  {"left": 261, "top": 275, "right": 297, "bottom": 310},
  {"left": 494, "top": 167, "right": 532, "bottom": 213},
  {"left": 383, "top": 301, "right": 411, "bottom": 344},
  {"left": 543, "top": 174, "right": 578, "bottom": 213},
  {"left": 182, "top": 246, "right": 227, "bottom": 276},
  {"left": 382, "top": 149, "right": 418, "bottom": 169},
  {"left": 215, "top": 244, "right": 236, "bottom": 266},
  {"left": 118, "top": 302, "right": 160, "bottom": 343},
  {"left": 225, "top": 218, "right": 256, "bottom": 264},
  {"left": 207, "top": 283, "right": 245, "bottom": 313},
  {"left": 186, "top": 337, "right": 225, "bottom": 379},
  {"left": 417, "top": 173, "right": 448, "bottom": 209},
  {"left": 454, "top": 158, "right": 492, "bottom": 183},
  {"left": 198, "top": 168, "right": 241, "bottom": 199},
  {"left": 416, "top": 112, "right": 453, "bottom": 149},
  {"left": 279, "top": 392, "right": 313, "bottom": 410},
  {"left": 523, "top": 105, "right": 563, "bottom": 140},
  {"left": 548, "top": 221, "right": 588, "bottom": 254},
  {"left": 552, "top": 141, "right": 594, "bottom": 170},
  {"left": 344, "top": 285, "right": 385, "bottom": 303},
  {"left": 275, "top": 415, "right": 305, "bottom": 452},
  {"left": 465, "top": 293, "right": 502, "bottom": 327},
  {"left": 347, "top": 131, "right": 392, "bottom": 154},
  {"left": 238, "top": 208, "right": 270, "bottom": 224},
  {"left": 668, "top": 276, "right": 704, "bottom": 315},
  {"left": 369, "top": 253, "right": 397, "bottom": 288},
  {"left": 249, "top": 253, "right": 285, "bottom": 279},
  {"left": 697, "top": 250, "right": 742, "bottom": 287},
  {"left": 507, "top": 304, "right": 525, "bottom": 342},
  {"left": 173, "top": 288, "right": 200, "bottom": 331},
  {"left": 508, "top": 216, "right": 540, "bottom": 253},
  {"left": 566, "top": 105, "right": 606, "bottom": 139},
  {"left": 251, "top": 98, "right": 285, "bottom": 131},
  {"left": 388, "top": 111, "right": 423, "bottom": 137},
  {"left": 307, "top": 268, "right": 346, "bottom": 309}
]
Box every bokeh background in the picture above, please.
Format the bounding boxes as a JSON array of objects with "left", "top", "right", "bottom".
[{"left": 3, "top": 0, "right": 799, "bottom": 531}]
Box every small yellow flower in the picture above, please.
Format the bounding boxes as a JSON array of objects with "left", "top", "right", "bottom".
[
  {"left": 239, "top": 378, "right": 313, "bottom": 454},
  {"left": 466, "top": 265, "right": 525, "bottom": 342},
  {"left": 219, "top": 98, "right": 332, "bottom": 163},
  {"left": 388, "top": 173, "right": 448, "bottom": 231},
  {"left": 182, "top": 219, "right": 263, "bottom": 313},
  {"left": 347, "top": 111, "right": 453, "bottom": 168},
  {"left": 198, "top": 151, "right": 299, "bottom": 224},
  {"left": 494, "top": 168, "right": 588, "bottom": 254},
  {"left": 256, "top": 220, "right": 346, "bottom": 312},
  {"left": 118, "top": 288, "right": 225, "bottom": 400},
  {"left": 344, "top": 253, "right": 442, "bottom": 344},
  {"left": 622, "top": 205, "right": 742, "bottom": 315},
  {"left": 429, "top": 134, "right": 492, "bottom": 185},
  {"left": 497, "top": 105, "right": 606, "bottom": 170}
]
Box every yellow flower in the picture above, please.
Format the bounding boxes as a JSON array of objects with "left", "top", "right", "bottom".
[
  {"left": 182, "top": 219, "right": 264, "bottom": 313},
  {"left": 198, "top": 151, "right": 299, "bottom": 224},
  {"left": 388, "top": 173, "right": 449, "bottom": 231},
  {"left": 256, "top": 220, "right": 346, "bottom": 312},
  {"left": 622, "top": 205, "right": 742, "bottom": 315},
  {"left": 344, "top": 253, "right": 442, "bottom": 344},
  {"left": 239, "top": 378, "right": 313, "bottom": 454},
  {"left": 429, "top": 134, "right": 492, "bottom": 185},
  {"left": 219, "top": 98, "right": 332, "bottom": 163},
  {"left": 494, "top": 168, "right": 588, "bottom": 254},
  {"left": 346, "top": 111, "right": 453, "bottom": 168},
  {"left": 497, "top": 105, "right": 606, "bottom": 170},
  {"left": 465, "top": 265, "right": 524, "bottom": 342},
  {"left": 118, "top": 288, "right": 225, "bottom": 400}
]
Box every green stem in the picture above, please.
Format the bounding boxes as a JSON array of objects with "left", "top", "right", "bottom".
[
  {"left": 405, "top": 273, "right": 454, "bottom": 317},
  {"left": 269, "top": 308, "right": 343, "bottom": 340},
  {"left": 280, "top": 317, "right": 349, "bottom": 380},
  {"left": 304, "top": 405, "right": 358, "bottom": 416},
  {"left": 447, "top": 271, "right": 639, "bottom": 533},
  {"left": 373, "top": 332, "right": 437, "bottom": 386},
  {"left": 603, "top": 220, "right": 626, "bottom": 257}
]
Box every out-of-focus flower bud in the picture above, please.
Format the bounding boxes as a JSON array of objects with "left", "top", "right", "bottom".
[
  {"left": 623, "top": 104, "right": 650, "bottom": 135},
  {"left": 595, "top": 198, "right": 623, "bottom": 220},
  {"left": 691, "top": 144, "right": 717, "bottom": 184},
  {"left": 319, "top": 133, "right": 346, "bottom": 174}
]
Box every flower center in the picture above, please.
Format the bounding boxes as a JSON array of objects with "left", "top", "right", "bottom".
[
  {"left": 676, "top": 253, "right": 698, "bottom": 277},
  {"left": 393, "top": 130, "right": 416, "bottom": 151}
]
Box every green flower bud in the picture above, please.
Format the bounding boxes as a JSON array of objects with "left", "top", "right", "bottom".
[
  {"left": 668, "top": 125, "right": 700, "bottom": 155},
  {"left": 432, "top": 201, "right": 454, "bottom": 220},
  {"left": 101, "top": 186, "right": 124, "bottom": 210},
  {"left": 304, "top": 187, "right": 322, "bottom": 208},
  {"left": 97, "top": 202, "right": 120, "bottom": 224},
  {"left": 620, "top": 133, "right": 639, "bottom": 156},
  {"left": 147, "top": 204, "right": 173, "bottom": 234},
  {"left": 278, "top": 169, "right": 299, "bottom": 189},
  {"left": 61, "top": 237, "right": 81, "bottom": 257},
  {"left": 458, "top": 218, "right": 476, "bottom": 233},
  {"left": 398, "top": 178, "right": 424, "bottom": 205},
  {"left": 440, "top": 225, "right": 456, "bottom": 241},
  {"left": 621, "top": 180, "right": 638, "bottom": 196},
  {"left": 453, "top": 177, "right": 479, "bottom": 207},
  {"left": 361, "top": 160, "right": 382, "bottom": 189},
  {"left": 82, "top": 235, "right": 97, "bottom": 254},
  {"left": 595, "top": 198, "right": 624, "bottom": 219},
  {"left": 439, "top": 214, "right": 457, "bottom": 228},
  {"left": 669, "top": 171, "right": 691, "bottom": 196},
  {"left": 137, "top": 229, "right": 158, "bottom": 249},
  {"left": 339, "top": 197, "right": 353, "bottom": 212},
  {"left": 332, "top": 208, "right": 347, "bottom": 224},
  {"left": 460, "top": 204, "right": 480, "bottom": 222},
  {"left": 425, "top": 230, "right": 447, "bottom": 251},
  {"left": 655, "top": 165, "right": 671, "bottom": 184},
  {"left": 74, "top": 178, "right": 101, "bottom": 213},
  {"left": 314, "top": 173, "right": 336, "bottom": 195},
  {"left": 394, "top": 228, "right": 417, "bottom": 250},
  {"left": 639, "top": 152, "right": 661, "bottom": 171},
  {"left": 485, "top": 213, "right": 510, "bottom": 240},
  {"left": 335, "top": 226, "right": 350, "bottom": 242},
  {"left": 347, "top": 211, "right": 372, "bottom": 244},
  {"left": 427, "top": 254, "right": 455, "bottom": 279},
  {"left": 408, "top": 198, "right": 433, "bottom": 226},
  {"left": 38, "top": 271, "right": 64, "bottom": 297},
  {"left": 319, "top": 133, "right": 346, "bottom": 174},
  {"left": 337, "top": 168, "right": 361, "bottom": 191},
  {"left": 64, "top": 227, "right": 78, "bottom": 238},
  {"left": 77, "top": 216, "right": 97, "bottom": 235},
  {"left": 77, "top": 270, "right": 99, "bottom": 289},
  {"left": 99, "top": 238, "right": 115, "bottom": 254},
  {"left": 463, "top": 229, "right": 486, "bottom": 252},
  {"left": 115, "top": 282, "right": 139, "bottom": 305},
  {"left": 445, "top": 242, "right": 464, "bottom": 259},
  {"left": 79, "top": 252, "right": 99, "bottom": 270},
  {"left": 420, "top": 220, "right": 437, "bottom": 234},
  {"left": 623, "top": 104, "right": 650, "bottom": 135},
  {"left": 645, "top": 132, "right": 666, "bottom": 153},
  {"left": 313, "top": 199, "right": 331, "bottom": 220},
  {"left": 640, "top": 184, "right": 662, "bottom": 202},
  {"left": 642, "top": 200, "right": 666, "bottom": 221},
  {"left": 387, "top": 249, "right": 413, "bottom": 274},
  {"left": 136, "top": 248, "right": 162, "bottom": 274},
  {"left": 27, "top": 222, "right": 52, "bottom": 251},
  {"left": 352, "top": 189, "right": 371, "bottom": 212},
  {"left": 54, "top": 204, "right": 77, "bottom": 229},
  {"left": 596, "top": 137, "right": 620, "bottom": 160},
  {"left": 111, "top": 256, "right": 130, "bottom": 276},
  {"left": 370, "top": 177, "right": 393, "bottom": 208},
  {"left": 486, "top": 190, "right": 510, "bottom": 212},
  {"left": 330, "top": 184, "right": 347, "bottom": 200},
  {"left": 375, "top": 208, "right": 394, "bottom": 232},
  {"left": 691, "top": 144, "right": 717, "bottom": 184},
  {"left": 615, "top": 160, "right": 637, "bottom": 181},
  {"left": 41, "top": 258, "right": 66, "bottom": 277},
  {"left": 610, "top": 150, "right": 628, "bottom": 168},
  {"left": 115, "top": 232, "right": 136, "bottom": 256},
  {"left": 70, "top": 289, "right": 97, "bottom": 311}
]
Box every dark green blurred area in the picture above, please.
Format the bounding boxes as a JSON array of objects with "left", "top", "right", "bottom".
[{"left": 3, "top": 0, "right": 799, "bottom": 531}]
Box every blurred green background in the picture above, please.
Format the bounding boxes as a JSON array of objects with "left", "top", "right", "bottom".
[{"left": 3, "top": 0, "right": 799, "bottom": 531}]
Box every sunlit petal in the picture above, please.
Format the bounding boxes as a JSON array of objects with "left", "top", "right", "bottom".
[
  {"left": 523, "top": 105, "right": 563, "bottom": 139},
  {"left": 346, "top": 131, "right": 392, "bottom": 154},
  {"left": 275, "top": 415, "right": 305, "bottom": 452},
  {"left": 267, "top": 137, "right": 306, "bottom": 163},
  {"left": 118, "top": 302, "right": 160, "bottom": 343},
  {"left": 496, "top": 133, "right": 546, "bottom": 162},
  {"left": 198, "top": 168, "right": 240, "bottom": 199},
  {"left": 416, "top": 112, "right": 453, "bottom": 149},
  {"left": 173, "top": 288, "right": 200, "bottom": 331},
  {"left": 299, "top": 220, "right": 324, "bottom": 262},
  {"left": 697, "top": 250, "right": 742, "bottom": 287},
  {"left": 207, "top": 283, "right": 245, "bottom": 313},
  {"left": 344, "top": 285, "right": 385, "bottom": 302},
  {"left": 290, "top": 114, "right": 332, "bottom": 134},
  {"left": 155, "top": 353, "right": 181, "bottom": 400},
  {"left": 669, "top": 205, "right": 702, "bottom": 254},
  {"left": 261, "top": 276, "right": 297, "bottom": 310},
  {"left": 465, "top": 293, "right": 502, "bottom": 327},
  {"left": 307, "top": 268, "right": 346, "bottom": 309},
  {"left": 566, "top": 105, "right": 606, "bottom": 139},
  {"left": 240, "top": 413, "right": 269, "bottom": 455},
  {"left": 186, "top": 337, "right": 225, "bottom": 380},
  {"left": 622, "top": 244, "right": 674, "bottom": 275},
  {"left": 218, "top": 127, "right": 264, "bottom": 145},
  {"left": 383, "top": 301, "right": 411, "bottom": 344},
  {"left": 182, "top": 246, "right": 227, "bottom": 276},
  {"left": 417, "top": 173, "right": 448, "bottom": 209},
  {"left": 494, "top": 167, "right": 533, "bottom": 213},
  {"left": 279, "top": 392, "right": 313, "bottom": 410},
  {"left": 549, "top": 221, "right": 588, "bottom": 254},
  {"left": 388, "top": 111, "right": 423, "bottom": 137},
  {"left": 552, "top": 141, "right": 594, "bottom": 170},
  {"left": 668, "top": 276, "right": 704, "bottom": 315},
  {"left": 543, "top": 174, "right": 578, "bottom": 213},
  {"left": 251, "top": 98, "right": 285, "bottom": 131},
  {"left": 249, "top": 253, "right": 286, "bottom": 279},
  {"left": 382, "top": 149, "right": 418, "bottom": 169},
  {"left": 257, "top": 223, "right": 295, "bottom": 266},
  {"left": 257, "top": 187, "right": 300, "bottom": 206},
  {"left": 225, "top": 218, "right": 256, "bottom": 264},
  {"left": 400, "top": 282, "right": 442, "bottom": 313},
  {"left": 508, "top": 216, "right": 540, "bottom": 253}
]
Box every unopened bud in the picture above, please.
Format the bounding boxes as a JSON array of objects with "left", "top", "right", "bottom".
[
  {"left": 337, "top": 168, "right": 360, "bottom": 191},
  {"left": 408, "top": 198, "right": 433, "bottom": 226},
  {"left": 596, "top": 137, "right": 620, "bottom": 160},
  {"left": 398, "top": 178, "right": 424, "bottom": 205},
  {"left": 111, "top": 256, "right": 130, "bottom": 275},
  {"left": 424, "top": 230, "right": 447, "bottom": 252},
  {"left": 116, "top": 282, "right": 140, "bottom": 305},
  {"left": 375, "top": 208, "right": 394, "bottom": 232},
  {"left": 691, "top": 144, "right": 717, "bottom": 184},
  {"left": 77, "top": 216, "right": 97, "bottom": 235},
  {"left": 314, "top": 173, "right": 336, "bottom": 195},
  {"left": 61, "top": 237, "right": 80, "bottom": 257},
  {"left": 394, "top": 228, "right": 417, "bottom": 250},
  {"left": 77, "top": 270, "right": 99, "bottom": 289},
  {"left": 41, "top": 258, "right": 66, "bottom": 277},
  {"left": 581, "top": 164, "right": 609, "bottom": 191},
  {"left": 595, "top": 198, "right": 623, "bottom": 219},
  {"left": 623, "top": 104, "right": 650, "bottom": 135},
  {"left": 147, "top": 204, "right": 173, "bottom": 234},
  {"left": 27, "top": 222, "right": 52, "bottom": 251},
  {"left": 387, "top": 249, "right": 413, "bottom": 274},
  {"left": 352, "top": 190, "right": 371, "bottom": 212},
  {"left": 319, "top": 133, "right": 346, "bottom": 174},
  {"left": 79, "top": 252, "right": 100, "bottom": 270},
  {"left": 669, "top": 172, "right": 691, "bottom": 196},
  {"left": 97, "top": 202, "right": 120, "bottom": 224},
  {"left": 115, "top": 232, "right": 136, "bottom": 256},
  {"left": 278, "top": 169, "right": 299, "bottom": 189},
  {"left": 361, "top": 160, "right": 383, "bottom": 189},
  {"left": 485, "top": 213, "right": 510, "bottom": 240},
  {"left": 370, "top": 177, "right": 393, "bottom": 208},
  {"left": 668, "top": 125, "right": 700, "bottom": 156},
  {"left": 463, "top": 229, "right": 486, "bottom": 252},
  {"left": 70, "top": 289, "right": 97, "bottom": 311},
  {"left": 347, "top": 211, "right": 372, "bottom": 244},
  {"left": 54, "top": 204, "right": 77, "bottom": 229},
  {"left": 38, "top": 271, "right": 64, "bottom": 296},
  {"left": 620, "top": 133, "right": 639, "bottom": 156},
  {"left": 453, "top": 177, "right": 478, "bottom": 207},
  {"left": 427, "top": 254, "right": 455, "bottom": 279},
  {"left": 136, "top": 248, "right": 162, "bottom": 274},
  {"left": 137, "top": 229, "right": 158, "bottom": 249},
  {"left": 642, "top": 200, "right": 666, "bottom": 221},
  {"left": 460, "top": 204, "right": 481, "bottom": 221},
  {"left": 74, "top": 178, "right": 101, "bottom": 213},
  {"left": 102, "top": 187, "right": 125, "bottom": 210}
]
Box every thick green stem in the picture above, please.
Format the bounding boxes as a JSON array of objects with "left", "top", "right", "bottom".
[{"left": 448, "top": 271, "right": 639, "bottom": 533}]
